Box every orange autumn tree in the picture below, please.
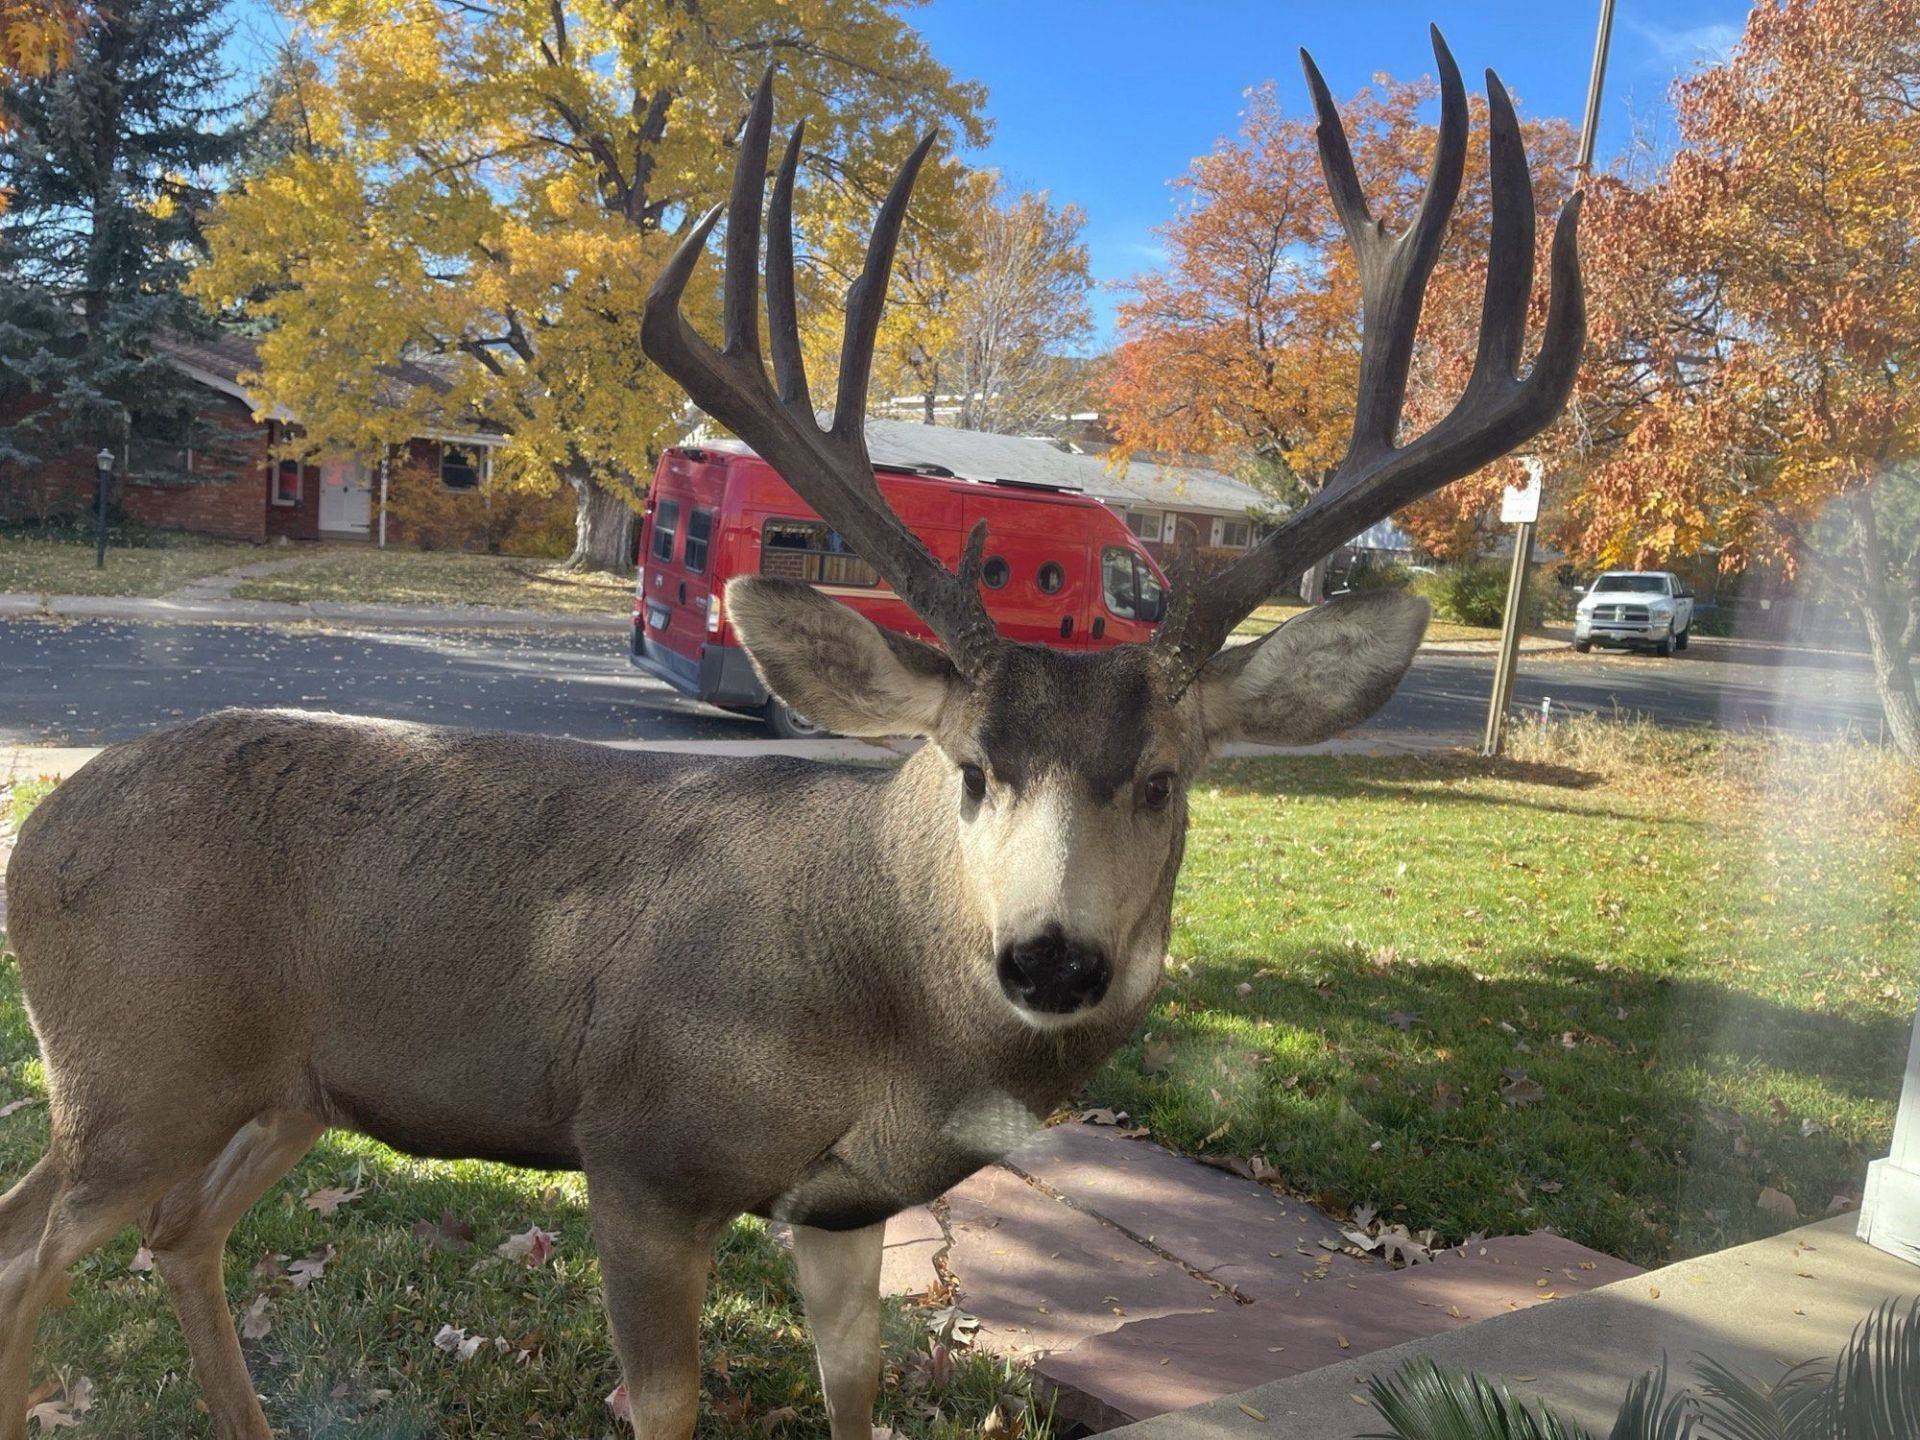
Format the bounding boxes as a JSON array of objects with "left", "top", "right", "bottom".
[
  {"left": 1568, "top": 0, "right": 1920, "bottom": 754},
  {"left": 1107, "top": 67, "right": 1576, "bottom": 594}
]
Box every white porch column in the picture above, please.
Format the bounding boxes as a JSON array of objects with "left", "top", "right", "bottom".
[{"left": 1859, "top": 999, "right": 1920, "bottom": 1264}]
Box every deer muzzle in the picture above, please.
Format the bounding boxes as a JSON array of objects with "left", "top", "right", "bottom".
[{"left": 996, "top": 924, "right": 1113, "bottom": 1016}]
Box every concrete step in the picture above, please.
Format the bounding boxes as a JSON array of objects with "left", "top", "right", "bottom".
[{"left": 1033, "top": 1233, "right": 1642, "bottom": 1431}]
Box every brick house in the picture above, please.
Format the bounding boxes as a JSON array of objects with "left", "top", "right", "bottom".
[{"left": 0, "top": 331, "right": 503, "bottom": 545}]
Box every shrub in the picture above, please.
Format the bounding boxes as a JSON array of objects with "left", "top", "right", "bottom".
[
  {"left": 1411, "top": 560, "right": 1559, "bottom": 629},
  {"left": 1345, "top": 557, "right": 1417, "bottom": 591},
  {"left": 384, "top": 465, "right": 574, "bottom": 557}
]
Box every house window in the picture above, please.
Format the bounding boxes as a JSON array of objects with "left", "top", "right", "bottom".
[
  {"left": 271, "top": 459, "right": 302, "bottom": 507},
  {"left": 651, "top": 500, "right": 680, "bottom": 563},
  {"left": 1125, "top": 510, "right": 1162, "bottom": 542},
  {"left": 759, "top": 517, "right": 878, "bottom": 588},
  {"left": 441, "top": 445, "right": 481, "bottom": 490},
  {"left": 682, "top": 508, "right": 712, "bottom": 573},
  {"left": 1218, "top": 518, "right": 1252, "bottom": 549}
]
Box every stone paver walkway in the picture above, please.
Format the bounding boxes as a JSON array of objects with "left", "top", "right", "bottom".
[
  {"left": 883, "top": 1121, "right": 1642, "bottom": 1432},
  {"left": 158, "top": 555, "right": 309, "bottom": 605}
]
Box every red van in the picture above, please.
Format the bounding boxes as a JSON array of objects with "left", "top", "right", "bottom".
[{"left": 630, "top": 442, "right": 1169, "bottom": 735}]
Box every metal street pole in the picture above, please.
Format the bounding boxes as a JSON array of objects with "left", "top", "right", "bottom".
[
  {"left": 93, "top": 447, "right": 115, "bottom": 570},
  {"left": 1480, "top": 0, "right": 1615, "bottom": 757}
]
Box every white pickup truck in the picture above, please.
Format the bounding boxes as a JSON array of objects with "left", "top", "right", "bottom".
[{"left": 1573, "top": 571, "right": 1696, "bottom": 656}]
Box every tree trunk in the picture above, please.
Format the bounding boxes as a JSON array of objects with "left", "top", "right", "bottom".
[
  {"left": 561, "top": 467, "right": 639, "bottom": 574},
  {"left": 1849, "top": 491, "right": 1920, "bottom": 761}
]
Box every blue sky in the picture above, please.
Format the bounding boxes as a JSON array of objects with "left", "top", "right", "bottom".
[
  {"left": 909, "top": 0, "right": 1754, "bottom": 344},
  {"left": 222, "top": 0, "right": 1755, "bottom": 346}
]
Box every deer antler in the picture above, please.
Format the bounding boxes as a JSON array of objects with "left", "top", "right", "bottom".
[
  {"left": 642, "top": 70, "right": 1000, "bottom": 675},
  {"left": 1150, "top": 26, "right": 1586, "bottom": 692}
]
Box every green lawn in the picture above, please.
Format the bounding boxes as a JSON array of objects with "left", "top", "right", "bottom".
[
  {"left": 230, "top": 546, "right": 633, "bottom": 616},
  {"left": 0, "top": 528, "right": 254, "bottom": 598},
  {"left": 1088, "top": 719, "right": 1917, "bottom": 1267}
]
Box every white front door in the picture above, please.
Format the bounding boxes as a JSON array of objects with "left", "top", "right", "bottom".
[{"left": 318, "top": 459, "right": 373, "bottom": 535}]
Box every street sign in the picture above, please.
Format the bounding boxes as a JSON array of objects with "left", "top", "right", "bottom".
[{"left": 1500, "top": 471, "right": 1541, "bottom": 525}]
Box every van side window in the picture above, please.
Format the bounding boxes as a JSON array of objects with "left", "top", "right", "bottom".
[
  {"left": 1102, "top": 547, "right": 1166, "bottom": 623},
  {"left": 759, "top": 518, "right": 879, "bottom": 588},
  {"left": 683, "top": 509, "right": 712, "bottom": 573},
  {"left": 651, "top": 500, "right": 680, "bottom": 564}
]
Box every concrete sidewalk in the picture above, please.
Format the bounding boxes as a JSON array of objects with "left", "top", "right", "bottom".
[
  {"left": 1107, "top": 1214, "right": 1919, "bottom": 1439},
  {"left": 0, "top": 590, "right": 629, "bottom": 634}
]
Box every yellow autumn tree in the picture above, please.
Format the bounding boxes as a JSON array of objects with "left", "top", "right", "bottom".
[
  {"left": 191, "top": 0, "right": 986, "bottom": 568},
  {"left": 0, "top": 0, "right": 77, "bottom": 167}
]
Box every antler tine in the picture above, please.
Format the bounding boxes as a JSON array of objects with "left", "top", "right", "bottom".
[
  {"left": 1149, "top": 31, "right": 1585, "bottom": 694},
  {"left": 1475, "top": 72, "right": 1535, "bottom": 380},
  {"left": 641, "top": 71, "right": 1003, "bottom": 676},
  {"left": 722, "top": 68, "right": 777, "bottom": 360},
  {"left": 832, "top": 130, "right": 938, "bottom": 444},
  {"left": 766, "top": 120, "right": 812, "bottom": 409}
]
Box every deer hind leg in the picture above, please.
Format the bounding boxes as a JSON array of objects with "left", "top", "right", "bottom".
[
  {"left": 791, "top": 1222, "right": 885, "bottom": 1440},
  {"left": 144, "top": 1111, "right": 324, "bottom": 1440},
  {"left": 0, "top": 1155, "right": 173, "bottom": 1440},
  {"left": 584, "top": 1171, "right": 721, "bottom": 1440}
]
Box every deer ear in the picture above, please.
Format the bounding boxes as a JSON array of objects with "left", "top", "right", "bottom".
[
  {"left": 1195, "top": 590, "right": 1429, "bottom": 750},
  {"left": 726, "top": 577, "right": 959, "bottom": 737}
]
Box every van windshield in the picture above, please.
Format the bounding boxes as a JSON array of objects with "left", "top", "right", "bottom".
[{"left": 1102, "top": 547, "right": 1166, "bottom": 623}]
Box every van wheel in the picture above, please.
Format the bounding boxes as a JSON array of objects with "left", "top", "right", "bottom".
[
  {"left": 1574, "top": 640, "right": 1591, "bottom": 654},
  {"left": 765, "top": 698, "right": 830, "bottom": 740}
]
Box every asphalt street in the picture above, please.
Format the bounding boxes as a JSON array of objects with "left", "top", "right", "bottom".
[{"left": 0, "top": 617, "right": 1890, "bottom": 747}]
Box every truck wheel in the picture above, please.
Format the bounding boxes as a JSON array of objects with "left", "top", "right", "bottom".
[
  {"left": 1655, "top": 629, "right": 1675, "bottom": 658},
  {"left": 765, "top": 698, "right": 830, "bottom": 739},
  {"left": 1675, "top": 626, "right": 1690, "bottom": 651},
  {"left": 1574, "top": 640, "right": 1592, "bottom": 654}
]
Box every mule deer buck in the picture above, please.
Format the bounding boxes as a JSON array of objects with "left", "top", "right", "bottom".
[{"left": 1, "top": 29, "right": 1580, "bottom": 1440}]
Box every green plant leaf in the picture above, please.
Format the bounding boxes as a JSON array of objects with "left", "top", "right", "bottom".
[{"left": 1365, "top": 1357, "right": 1596, "bottom": 1440}]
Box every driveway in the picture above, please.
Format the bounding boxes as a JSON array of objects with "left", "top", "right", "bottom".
[{"left": 0, "top": 617, "right": 1891, "bottom": 747}]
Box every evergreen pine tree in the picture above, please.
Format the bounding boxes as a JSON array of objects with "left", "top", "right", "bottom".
[{"left": 0, "top": 0, "right": 247, "bottom": 494}]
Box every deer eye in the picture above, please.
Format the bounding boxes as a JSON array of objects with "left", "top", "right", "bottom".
[
  {"left": 1141, "top": 771, "right": 1176, "bottom": 812},
  {"left": 961, "top": 763, "right": 988, "bottom": 804}
]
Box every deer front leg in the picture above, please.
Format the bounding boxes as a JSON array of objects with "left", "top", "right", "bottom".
[
  {"left": 791, "top": 1222, "right": 884, "bottom": 1440},
  {"left": 585, "top": 1172, "right": 718, "bottom": 1440}
]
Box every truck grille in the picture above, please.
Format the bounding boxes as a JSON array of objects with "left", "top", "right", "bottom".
[{"left": 1596, "top": 604, "right": 1649, "bottom": 622}]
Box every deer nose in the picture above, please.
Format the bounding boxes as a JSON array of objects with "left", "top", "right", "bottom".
[{"left": 996, "top": 926, "right": 1112, "bottom": 1015}]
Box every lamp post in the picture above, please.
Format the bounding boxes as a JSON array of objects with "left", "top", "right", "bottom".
[{"left": 93, "top": 447, "right": 115, "bottom": 570}]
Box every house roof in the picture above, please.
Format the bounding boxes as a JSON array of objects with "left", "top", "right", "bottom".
[
  {"left": 154, "top": 331, "right": 502, "bottom": 447},
  {"left": 859, "top": 420, "right": 1269, "bottom": 519}
]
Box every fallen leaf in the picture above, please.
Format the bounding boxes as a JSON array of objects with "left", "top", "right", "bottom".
[
  {"left": 1499, "top": 1072, "right": 1545, "bottom": 1107},
  {"left": 495, "top": 1225, "right": 557, "bottom": 1267},
  {"left": 1431, "top": 1082, "right": 1461, "bottom": 1115},
  {"left": 1385, "top": 1010, "right": 1419, "bottom": 1032},
  {"left": 606, "top": 1383, "right": 631, "bottom": 1424},
  {"left": 1235, "top": 982, "right": 1253, "bottom": 998},
  {"left": 302, "top": 1184, "right": 365, "bottom": 1217},
  {"left": 432, "top": 1324, "right": 488, "bottom": 1362},
  {"left": 0, "top": 1097, "right": 43, "bottom": 1119},
  {"left": 24, "top": 1377, "right": 92, "bottom": 1433},
  {"left": 412, "top": 1210, "right": 476, "bottom": 1252},
  {"left": 1238, "top": 1403, "right": 1268, "bottom": 1421},
  {"left": 1140, "top": 1038, "right": 1174, "bottom": 1075},
  {"left": 1757, "top": 1187, "right": 1799, "bottom": 1221},
  {"left": 129, "top": 1246, "right": 154, "bottom": 1274},
  {"left": 760, "top": 1406, "right": 800, "bottom": 1432},
  {"left": 288, "top": 1245, "right": 335, "bottom": 1290},
  {"left": 240, "top": 1294, "right": 272, "bottom": 1341}
]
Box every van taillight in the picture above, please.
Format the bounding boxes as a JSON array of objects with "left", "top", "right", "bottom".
[{"left": 706, "top": 588, "right": 722, "bottom": 635}]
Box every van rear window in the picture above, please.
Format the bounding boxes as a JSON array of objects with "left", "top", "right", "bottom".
[
  {"left": 683, "top": 509, "right": 712, "bottom": 573},
  {"left": 651, "top": 500, "right": 680, "bottom": 563},
  {"left": 760, "top": 518, "right": 878, "bottom": 588}
]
